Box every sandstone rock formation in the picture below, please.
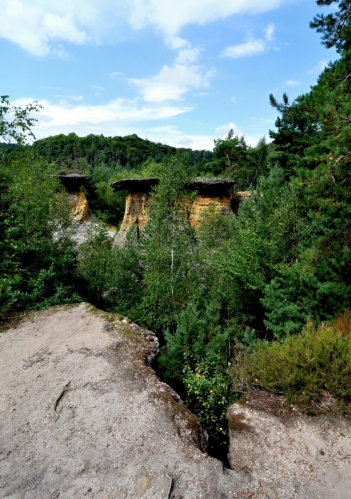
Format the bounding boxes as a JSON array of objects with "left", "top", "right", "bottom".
[
  {"left": 110, "top": 178, "right": 158, "bottom": 246},
  {"left": 58, "top": 173, "right": 92, "bottom": 223},
  {"left": 0, "top": 303, "right": 245, "bottom": 498},
  {"left": 58, "top": 173, "right": 116, "bottom": 244},
  {"left": 231, "top": 191, "right": 251, "bottom": 215},
  {"left": 226, "top": 391, "right": 351, "bottom": 499},
  {"left": 111, "top": 177, "right": 238, "bottom": 245}
]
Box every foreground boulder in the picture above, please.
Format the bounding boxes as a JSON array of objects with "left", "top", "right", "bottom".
[
  {"left": 0, "top": 303, "right": 244, "bottom": 499},
  {"left": 227, "top": 391, "right": 351, "bottom": 499}
]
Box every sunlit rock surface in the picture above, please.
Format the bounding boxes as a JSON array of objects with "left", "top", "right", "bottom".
[
  {"left": 68, "top": 189, "right": 91, "bottom": 223},
  {"left": 0, "top": 303, "right": 245, "bottom": 498},
  {"left": 227, "top": 391, "right": 351, "bottom": 499},
  {"left": 111, "top": 177, "right": 239, "bottom": 245},
  {"left": 58, "top": 173, "right": 116, "bottom": 244}
]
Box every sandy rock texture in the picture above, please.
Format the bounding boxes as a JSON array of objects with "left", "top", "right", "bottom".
[
  {"left": 69, "top": 190, "right": 91, "bottom": 223},
  {"left": 227, "top": 391, "right": 351, "bottom": 499},
  {"left": 188, "top": 193, "right": 233, "bottom": 228},
  {"left": 111, "top": 177, "right": 237, "bottom": 245},
  {"left": 115, "top": 191, "right": 151, "bottom": 246},
  {"left": 0, "top": 303, "right": 245, "bottom": 499}
]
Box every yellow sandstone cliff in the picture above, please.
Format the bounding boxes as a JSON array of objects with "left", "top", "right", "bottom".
[
  {"left": 111, "top": 177, "right": 247, "bottom": 245},
  {"left": 68, "top": 189, "right": 91, "bottom": 223}
]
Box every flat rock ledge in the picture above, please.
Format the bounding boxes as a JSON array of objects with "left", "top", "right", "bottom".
[
  {"left": 227, "top": 391, "right": 351, "bottom": 499},
  {"left": 58, "top": 174, "right": 91, "bottom": 191},
  {"left": 110, "top": 177, "right": 235, "bottom": 193},
  {"left": 0, "top": 303, "right": 244, "bottom": 499}
]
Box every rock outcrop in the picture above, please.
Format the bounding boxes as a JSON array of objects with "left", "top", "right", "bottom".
[
  {"left": 231, "top": 191, "right": 251, "bottom": 215},
  {"left": 226, "top": 391, "right": 351, "bottom": 499},
  {"left": 111, "top": 177, "right": 238, "bottom": 245},
  {"left": 58, "top": 173, "right": 92, "bottom": 223},
  {"left": 110, "top": 179, "right": 158, "bottom": 246},
  {"left": 58, "top": 173, "right": 116, "bottom": 244},
  {"left": 0, "top": 303, "right": 245, "bottom": 498}
]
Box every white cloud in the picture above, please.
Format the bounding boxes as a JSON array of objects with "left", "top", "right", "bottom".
[
  {"left": 308, "top": 60, "right": 328, "bottom": 74},
  {"left": 249, "top": 117, "right": 275, "bottom": 126},
  {"left": 230, "top": 96, "right": 236, "bottom": 103},
  {"left": 176, "top": 47, "right": 200, "bottom": 64},
  {"left": 143, "top": 125, "right": 215, "bottom": 150},
  {"left": 13, "top": 96, "right": 191, "bottom": 140},
  {"left": 222, "top": 38, "right": 265, "bottom": 58},
  {"left": 0, "top": 0, "right": 91, "bottom": 55},
  {"left": 69, "top": 95, "right": 84, "bottom": 101},
  {"left": 215, "top": 122, "right": 243, "bottom": 137},
  {"left": 12, "top": 97, "right": 216, "bottom": 150},
  {"left": 0, "top": 0, "right": 285, "bottom": 55},
  {"left": 285, "top": 80, "right": 300, "bottom": 86},
  {"left": 13, "top": 97, "right": 273, "bottom": 150},
  {"left": 221, "top": 23, "right": 274, "bottom": 59},
  {"left": 130, "top": 0, "right": 283, "bottom": 37},
  {"left": 264, "top": 23, "right": 275, "bottom": 41},
  {"left": 130, "top": 64, "right": 215, "bottom": 102},
  {"left": 0, "top": 0, "right": 130, "bottom": 56},
  {"left": 214, "top": 122, "right": 268, "bottom": 147}
]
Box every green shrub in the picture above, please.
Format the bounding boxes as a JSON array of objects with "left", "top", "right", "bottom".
[
  {"left": 184, "top": 355, "right": 234, "bottom": 438},
  {"left": 232, "top": 311, "right": 351, "bottom": 413}
]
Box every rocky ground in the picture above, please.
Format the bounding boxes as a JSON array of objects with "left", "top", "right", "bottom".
[
  {"left": 0, "top": 303, "right": 245, "bottom": 499},
  {"left": 227, "top": 392, "right": 351, "bottom": 499},
  {"left": 1, "top": 303, "right": 351, "bottom": 499}
]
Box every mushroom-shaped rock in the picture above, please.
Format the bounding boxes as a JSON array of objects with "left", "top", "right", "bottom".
[
  {"left": 111, "top": 178, "right": 159, "bottom": 245},
  {"left": 57, "top": 173, "right": 91, "bottom": 191},
  {"left": 58, "top": 174, "right": 92, "bottom": 223},
  {"left": 110, "top": 178, "right": 159, "bottom": 192},
  {"left": 111, "top": 177, "right": 239, "bottom": 245}
]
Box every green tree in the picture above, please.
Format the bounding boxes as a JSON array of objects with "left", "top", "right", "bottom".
[
  {"left": 213, "top": 129, "right": 248, "bottom": 176},
  {"left": 0, "top": 97, "right": 79, "bottom": 313},
  {"left": 310, "top": 0, "right": 351, "bottom": 53},
  {"left": 0, "top": 95, "right": 42, "bottom": 145}
]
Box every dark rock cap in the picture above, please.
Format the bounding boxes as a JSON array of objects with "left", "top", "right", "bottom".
[
  {"left": 58, "top": 173, "right": 91, "bottom": 190},
  {"left": 110, "top": 178, "right": 159, "bottom": 191},
  {"left": 110, "top": 177, "right": 234, "bottom": 192},
  {"left": 190, "top": 177, "right": 235, "bottom": 192}
]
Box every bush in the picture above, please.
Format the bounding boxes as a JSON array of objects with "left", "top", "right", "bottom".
[
  {"left": 184, "top": 355, "right": 234, "bottom": 439},
  {"left": 232, "top": 311, "right": 351, "bottom": 413},
  {"left": 0, "top": 149, "right": 79, "bottom": 312}
]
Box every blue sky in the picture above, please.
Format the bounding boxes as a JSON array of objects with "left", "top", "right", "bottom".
[{"left": 1, "top": 0, "right": 337, "bottom": 150}]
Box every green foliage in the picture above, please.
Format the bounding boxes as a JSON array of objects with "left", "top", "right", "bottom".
[
  {"left": 77, "top": 224, "right": 117, "bottom": 304},
  {"left": 158, "top": 300, "right": 237, "bottom": 441},
  {"left": 135, "top": 156, "right": 199, "bottom": 330},
  {"left": 233, "top": 312, "right": 351, "bottom": 413},
  {"left": 184, "top": 355, "right": 234, "bottom": 438},
  {"left": 199, "top": 130, "right": 270, "bottom": 190},
  {"left": 310, "top": 0, "right": 351, "bottom": 53},
  {"left": 0, "top": 95, "right": 42, "bottom": 145},
  {"left": 0, "top": 148, "right": 79, "bottom": 312},
  {"left": 213, "top": 130, "right": 248, "bottom": 176},
  {"left": 32, "top": 132, "right": 213, "bottom": 172}
]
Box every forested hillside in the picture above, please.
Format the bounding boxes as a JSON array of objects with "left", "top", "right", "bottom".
[
  {"left": 32, "top": 132, "right": 214, "bottom": 172},
  {"left": 1, "top": 0, "right": 351, "bottom": 457},
  {"left": 31, "top": 130, "right": 270, "bottom": 225}
]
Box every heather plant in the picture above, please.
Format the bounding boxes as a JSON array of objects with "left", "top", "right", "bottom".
[{"left": 232, "top": 311, "right": 351, "bottom": 413}]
